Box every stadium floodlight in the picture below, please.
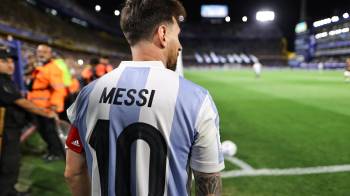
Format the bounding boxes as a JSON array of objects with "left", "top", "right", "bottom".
[
  {"left": 315, "top": 32, "right": 328, "bottom": 39},
  {"left": 329, "top": 29, "right": 342, "bottom": 36},
  {"left": 51, "top": 9, "right": 57, "bottom": 16},
  {"left": 179, "top": 15, "right": 185, "bottom": 22},
  {"left": 343, "top": 13, "right": 349, "bottom": 19},
  {"left": 342, "top": 27, "right": 349, "bottom": 33},
  {"left": 77, "top": 59, "right": 84, "bottom": 66},
  {"left": 256, "top": 11, "right": 275, "bottom": 22},
  {"left": 313, "top": 18, "right": 331, "bottom": 27},
  {"left": 114, "top": 10, "right": 120, "bottom": 16},
  {"left": 242, "top": 16, "right": 248, "bottom": 22},
  {"left": 331, "top": 16, "right": 339, "bottom": 22},
  {"left": 225, "top": 16, "right": 231, "bottom": 22},
  {"left": 95, "top": 5, "right": 101, "bottom": 12}
]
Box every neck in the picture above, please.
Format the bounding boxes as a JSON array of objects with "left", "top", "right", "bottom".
[{"left": 131, "top": 42, "right": 167, "bottom": 66}]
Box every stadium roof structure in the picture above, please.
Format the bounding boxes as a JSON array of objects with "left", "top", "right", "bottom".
[{"left": 74, "top": 0, "right": 349, "bottom": 50}]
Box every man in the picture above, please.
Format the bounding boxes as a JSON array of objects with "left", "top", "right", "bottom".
[
  {"left": 27, "top": 44, "right": 66, "bottom": 160},
  {"left": 64, "top": 0, "right": 224, "bottom": 196},
  {"left": 0, "top": 49, "right": 57, "bottom": 196},
  {"left": 81, "top": 57, "right": 113, "bottom": 87},
  {"left": 253, "top": 62, "right": 262, "bottom": 78},
  {"left": 344, "top": 58, "right": 350, "bottom": 82},
  {"left": 99, "top": 56, "right": 113, "bottom": 68}
]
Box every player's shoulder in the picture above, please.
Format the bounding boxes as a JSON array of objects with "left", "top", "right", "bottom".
[
  {"left": 78, "top": 80, "right": 98, "bottom": 100},
  {"left": 179, "top": 76, "right": 209, "bottom": 99},
  {"left": 180, "top": 76, "right": 207, "bottom": 92}
]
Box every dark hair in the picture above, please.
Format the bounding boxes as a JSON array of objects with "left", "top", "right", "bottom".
[
  {"left": 90, "top": 58, "right": 99, "bottom": 66},
  {"left": 100, "top": 55, "right": 109, "bottom": 59},
  {"left": 120, "top": 0, "right": 186, "bottom": 46}
]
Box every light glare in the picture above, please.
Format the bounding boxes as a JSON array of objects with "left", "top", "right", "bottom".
[{"left": 256, "top": 11, "right": 275, "bottom": 22}]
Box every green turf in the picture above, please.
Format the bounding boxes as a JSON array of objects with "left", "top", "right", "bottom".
[
  {"left": 20, "top": 69, "right": 350, "bottom": 195},
  {"left": 186, "top": 69, "right": 350, "bottom": 195}
]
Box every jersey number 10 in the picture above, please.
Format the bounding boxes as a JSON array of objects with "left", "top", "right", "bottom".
[{"left": 89, "top": 120, "right": 167, "bottom": 196}]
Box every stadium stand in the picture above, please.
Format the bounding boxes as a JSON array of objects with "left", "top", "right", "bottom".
[
  {"left": 0, "top": 0, "right": 288, "bottom": 68},
  {"left": 181, "top": 23, "right": 287, "bottom": 67},
  {"left": 0, "top": 0, "right": 129, "bottom": 58},
  {"left": 293, "top": 16, "right": 350, "bottom": 69}
]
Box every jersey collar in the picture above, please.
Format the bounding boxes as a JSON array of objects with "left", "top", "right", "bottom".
[{"left": 119, "top": 61, "right": 166, "bottom": 69}]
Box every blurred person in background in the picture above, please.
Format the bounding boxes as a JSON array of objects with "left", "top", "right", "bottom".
[
  {"left": 0, "top": 49, "right": 57, "bottom": 196},
  {"left": 61, "top": 57, "right": 80, "bottom": 122},
  {"left": 253, "top": 61, "right": 262, "bottom": 78},
  {"left": 344, "top": 58, "right": 350, "bottom": 82},
  {"left": 80, "top": 57, "right": 99, "bottom": 86},
  {"left": 53, "top": 55, "right": 73, "bottom": 121},
  {"left": 64, "top": 57, "right": 81, "bottom": 97},
  {"left": 23, "top": 53, "right": 36, "bottom": 90},
  {"left": 80, "top": 57, "right": 112, "bottom": 86},
  {"left": 27, "top": 44, "right": 66, "bottom": 161},
  {"left": 99, "top": 55, "right": 114, "bottom": 70},
  {"left": 99, "top": 55, "right": 112, "bottom": 67}
]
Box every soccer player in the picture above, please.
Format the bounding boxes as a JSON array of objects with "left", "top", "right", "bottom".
[
  {"left": 64, "top": 0, "right": 224, "bottom": 196},
  {"left": 253, "top": 61, "right": 262, "bottom": 78},
  {"left": 344, "top": 58, "right": 350, "bottom": 82}
]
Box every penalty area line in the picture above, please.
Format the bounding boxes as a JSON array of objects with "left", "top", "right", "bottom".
[
  {"left": 225, "top": 156, "right": 254, "bottom": 171},
  {"left": 222, "top": 164, "right": 350, "bottom": 178}
]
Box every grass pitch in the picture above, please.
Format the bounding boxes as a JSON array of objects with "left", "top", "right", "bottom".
[{"left": 21, "top": 69, "right": 350, "bottom": 195}]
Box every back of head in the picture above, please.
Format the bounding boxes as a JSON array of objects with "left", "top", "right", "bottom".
[
  {"left": 90, "top": 58, "right": 100, "bottom": 66},
  {"left": 120, "top": 0, "right": 186, "bottom": 46}
]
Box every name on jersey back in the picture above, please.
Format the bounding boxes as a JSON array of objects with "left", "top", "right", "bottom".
[{"left": 99, "top": 87, "right": 156, "bottom": 107}]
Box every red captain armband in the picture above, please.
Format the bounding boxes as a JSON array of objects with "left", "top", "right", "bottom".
[{"left": 66, "top": 126, "right": 84, "bottom": 154}]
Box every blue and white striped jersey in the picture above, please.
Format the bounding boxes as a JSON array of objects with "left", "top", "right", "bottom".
[{"left": 67, "top": 61, "right": 224, "bottom": 196}]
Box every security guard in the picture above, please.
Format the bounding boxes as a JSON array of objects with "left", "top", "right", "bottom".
[
  {"left": 27, "top": 44, "right": 66, "bottom": 161},
  {"left": 0, "top": 49, "right": 57, "bottom": 196}
]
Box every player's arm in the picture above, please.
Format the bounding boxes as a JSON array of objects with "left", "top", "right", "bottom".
[
  {"left": 65, "top": 149, "right": 90, "bottom": 196},
  {"left": 191, "top": 93, "right": 225, "bottom": 196},
  {"left": 193, "top": 171, "right": 222, "bottom": 196}
]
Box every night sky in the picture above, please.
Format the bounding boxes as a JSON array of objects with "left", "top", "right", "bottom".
[{"left": 76, "top": 0, "right": 350, "bottom": 50}]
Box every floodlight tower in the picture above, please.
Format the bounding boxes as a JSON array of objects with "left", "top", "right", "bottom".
[{"left": 300, "top": 0, "right": 307, "bottom": 21}]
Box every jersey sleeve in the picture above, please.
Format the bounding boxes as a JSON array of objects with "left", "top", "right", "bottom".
[
  {"left": 66, "top": 98, "right": 78, "bottom": 125},
  {"left": 190, "top": 93, "right": 225, "bottom": 173},
  {"left": 66, "top": 126, "right": 84, "bottom": 153},
  {"left": 66, "top": 85, "right": 88, "bottom": 125}
]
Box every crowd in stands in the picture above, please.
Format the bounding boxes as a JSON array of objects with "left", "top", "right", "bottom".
[
  {"left": 35, "top": 0, "right": 120, "bottom": 34},
  {"left": 181, "top": 22, "right": 283, "bottom": 40},
  {"left": 181, "top": 23, "right": 286, "bottom": 66},
  {"left": 0, "top": 0, "right": 289, "bottom": 68},
  {"left": 0, "top": 0, "right": 129, "bottom": 57},
  {"left": 294, "top": 18, "right": 350, "bottom": 69}
]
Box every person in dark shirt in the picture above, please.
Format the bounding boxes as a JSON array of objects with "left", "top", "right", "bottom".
[{"left": 0, "top": 49, "right": 57, "bottom": 196}]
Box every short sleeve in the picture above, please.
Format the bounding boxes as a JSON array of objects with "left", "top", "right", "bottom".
[
  {"left": 66, "top": 98, "right": 78, "bottom": 125},
  {"left": 66, "top": 85, "right": 90, "bottom": 126},
  {"left": 190, "top": 93, "right": 225, "bottom": 173},
  {"left": 0, "top": 81, "right": 22, "bottom": 105},
  {"left": 65, "top": 126, "right": 84, "bottom": 153}
]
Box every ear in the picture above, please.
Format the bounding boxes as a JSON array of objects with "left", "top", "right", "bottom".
[{"left": 156, "top": 25, "right": 168, "bottom": 48}]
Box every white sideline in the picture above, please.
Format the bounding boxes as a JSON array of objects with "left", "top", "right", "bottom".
[
  {"left": 222, "top": 164, "right": 350, "bottom": 178},
  {"left": 225, "top": 156, "right": 254, "bottom": 170}
]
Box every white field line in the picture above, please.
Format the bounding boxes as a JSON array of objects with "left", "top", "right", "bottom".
[
  {"left": 225, "top": 156, "right": 254, "bottom": 170},
  {"left": 222, "top": 164, "right": 350, "bottom": 178}
]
